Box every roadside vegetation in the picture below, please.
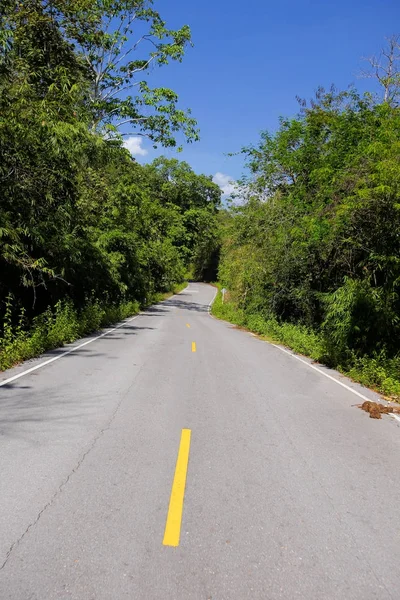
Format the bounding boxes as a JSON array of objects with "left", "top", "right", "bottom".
[
  {"left": 214, "top": 36, "right": 400, "bottom": 400},
  {"left": 0, "top": 1, "right": 220, "bottom": 368}
]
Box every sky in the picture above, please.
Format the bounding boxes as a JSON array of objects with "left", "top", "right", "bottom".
[{"left": 123, "top": 0, "right": 400, "bottom": 195}]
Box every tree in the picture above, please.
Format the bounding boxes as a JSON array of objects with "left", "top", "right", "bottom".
[
  {"left": 141, "top": 157, "right": 222, "bottom": 274},
  {"left": 1, "top": 0, "right": 198, "bottom": 146},
  {"left": 58, "top": 0, "right": 198, "bottom": 145},
  {"left": 144, "top": 157, "right": 221, "bottom": 210},
  {"left": 361, "top": 34, "right": 400, "bottom": 106}
]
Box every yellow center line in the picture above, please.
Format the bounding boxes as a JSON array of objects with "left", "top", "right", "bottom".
[
  {"left": 191, "top": 341, "right": 196, "bottom": 352},
  {"left": 186, "top": 323, "right": 190, "bottom": 328},
  {"left": 163, "top": 429, "right": 192, "bottom": 547}
]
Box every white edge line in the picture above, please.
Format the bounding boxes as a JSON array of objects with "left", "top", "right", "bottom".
[
  {"left": 0, "top": 286, "right": 191, "bottom": 388},
  {"left": 207, "top": 287, "right": 389, "bottom": 407},
  {"left": 18, "top": 282, "right": 393, "bottom": 418},
  {"left": 270, "top": 343, "right": 377, "bottom": 403},
  {"left": 207, "top": 286, "right": 400, "bottom": 418},
  {"left": 0, "top": 314, "right": 140, "bottom": 387}
]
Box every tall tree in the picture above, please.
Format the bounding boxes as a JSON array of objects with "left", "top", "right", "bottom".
[
  {"left": 59, "top": 0, "right": 198, "bottom": 145},
  {"left": 361, "top": 34, "right": 400, "bottom": 106},
  {"left": 1, "top": 0, "right": 198, "bottom": 146}
]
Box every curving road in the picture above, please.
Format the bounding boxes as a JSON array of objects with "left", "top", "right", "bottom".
[{"left": 0, "top": 283, "right": 400, "bottom": 599}]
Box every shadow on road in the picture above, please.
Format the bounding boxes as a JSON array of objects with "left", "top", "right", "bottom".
[{"left": 165, "top": 299, "right": 209, "bottom": 312}]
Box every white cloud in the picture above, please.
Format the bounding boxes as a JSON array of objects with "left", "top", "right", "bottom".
[
  {"left": 212, "top": 172, "right": 236, "bottom": 197},
  {"left": 123, "top": 136, "right": 148, "bottom": 156}
]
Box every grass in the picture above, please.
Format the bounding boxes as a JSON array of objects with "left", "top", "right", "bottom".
[
  {"left": 211, "top": 285, "right": 325, "bottom": 359},
  {"left": 0, "top": 282, "right": 187, "bottom": 372},
  {"left": 211, "top": 285, "right": 400, "bottom": 401}
]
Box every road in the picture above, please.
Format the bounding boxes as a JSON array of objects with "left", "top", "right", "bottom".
[{"left": 1, "top": 283, "right": 400, "bottom": 599}]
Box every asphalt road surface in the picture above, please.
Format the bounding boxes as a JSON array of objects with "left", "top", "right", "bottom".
[{"left": 1, "top": 283, "right": 400, "bottom": 600}]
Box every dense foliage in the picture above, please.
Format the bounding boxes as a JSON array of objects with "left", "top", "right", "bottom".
[
  {"left": 218, "top": 83, "right": 400, "bottom": 395},
  {"left": 0, "top": 0, "right": 220, "bottom": 364}
]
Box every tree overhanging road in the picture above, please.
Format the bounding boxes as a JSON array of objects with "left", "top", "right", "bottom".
[{"left": 0, "top": 283, "right": 399, "bottom": 599}]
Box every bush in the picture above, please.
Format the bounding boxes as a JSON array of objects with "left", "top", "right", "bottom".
[
  {"left": 346, "top": 353, "right": 400, "bottom": 399},
  {"left": 321, "top": 278, "right": 399, "bottom": 359}
]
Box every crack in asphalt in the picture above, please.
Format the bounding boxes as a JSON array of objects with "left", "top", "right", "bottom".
[{"left": 0, "top": 365, "right": 146, "bottom": 572}]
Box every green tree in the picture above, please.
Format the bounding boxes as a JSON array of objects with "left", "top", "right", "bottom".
[
  {"left": 141, "top": 157, "right": 222, "bottom": 273},
  {"left": 58, "top": 0, "right": 198, "bottom": 145}
]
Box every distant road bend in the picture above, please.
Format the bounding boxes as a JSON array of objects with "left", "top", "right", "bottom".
[{"left": 1, "top": 283, "right": 399, "bottom": 599}]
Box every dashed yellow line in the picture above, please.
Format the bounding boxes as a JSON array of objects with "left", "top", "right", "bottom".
[
  {"left": 163, "top": 429, "right": 192, "bottom": 547},
  {"left": 186, "top": 323, "right": 190, "bottom": 328},
  {"left": 191, "top": 341, "right": 196, "bottom": 352}
]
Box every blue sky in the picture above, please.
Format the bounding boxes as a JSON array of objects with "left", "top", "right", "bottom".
[{"left": 125, "top": 0, "right": 400, "bottom": 193}]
